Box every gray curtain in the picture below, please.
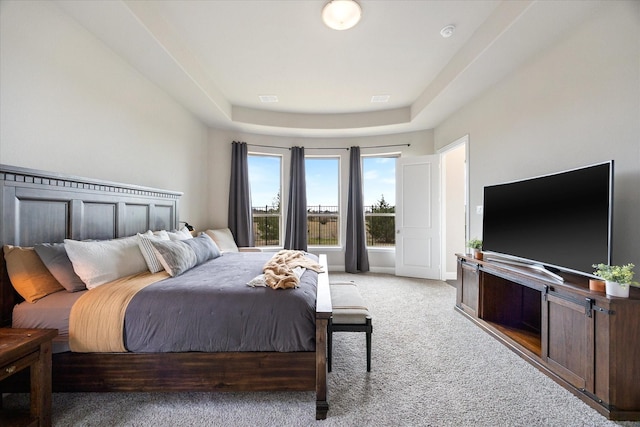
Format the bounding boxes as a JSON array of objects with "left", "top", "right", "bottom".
[
  {"left": 228, "top": 141, "right": 254, "bottom": 247},
  {"left": 284, "top": 146, "right": 308, "bottom": 251},
  {"left": 345, "top": 146, "right": 370, "bottom": 273}
]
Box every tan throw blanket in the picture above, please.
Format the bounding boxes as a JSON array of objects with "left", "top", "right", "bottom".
[
  {"left": 263, "top": 250, "right": 324, "bottom": 289},
  {"left": 69, "top": 271, "right": 169, "bottom": 352}
]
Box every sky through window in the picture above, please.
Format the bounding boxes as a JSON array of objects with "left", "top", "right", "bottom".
[{"left": 248, "top": 154, "right": 396, "bottom": 207}]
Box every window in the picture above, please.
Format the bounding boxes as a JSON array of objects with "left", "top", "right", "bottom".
[
  {"left": 305, "top": 157, "right": 340, "bottom": 246},
  {"left": 363, "top": 156, "right": 396, "bottom": 247},
  {"left": 248, "top": 154, "right": 281, "bottom": 246}
]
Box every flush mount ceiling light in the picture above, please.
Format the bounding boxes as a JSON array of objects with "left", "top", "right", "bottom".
[{"left": 322, "top": 0, "right": 362, "bottom": 31}]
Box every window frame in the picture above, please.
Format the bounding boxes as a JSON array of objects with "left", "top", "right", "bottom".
[
  {"left": 362, "top": 154, "right": 398, "bottom": 249},
  {"left": 247, "top": 152, "right": 283, "bottom": 248},
  {"left": 305, "top": 155, "right": 341, "bottom": 248}
]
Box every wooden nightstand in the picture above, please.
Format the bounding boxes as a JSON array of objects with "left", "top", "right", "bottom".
[{"left": 0, "top": 328, "right": 58, "bottom": 427}]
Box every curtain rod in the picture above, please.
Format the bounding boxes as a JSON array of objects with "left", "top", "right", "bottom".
[
  {"left": 360, "top": 143, "right": 410, "bottom": 150},
  {"left": 243, "top": 143, "right": 410, "bottom": 150}
]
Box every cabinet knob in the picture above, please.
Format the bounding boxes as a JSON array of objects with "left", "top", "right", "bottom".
[{"left": 5, "top": 365, "right": 16, "bottom": 374}]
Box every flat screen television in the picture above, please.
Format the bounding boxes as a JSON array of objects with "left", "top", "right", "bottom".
[{"left": 481, "top": 161, "right": 613, "bottom": 279}]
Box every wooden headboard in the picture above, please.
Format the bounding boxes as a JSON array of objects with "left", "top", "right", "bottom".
[{"left": 0, "top": 164, "right": 182, "bottom": 326}]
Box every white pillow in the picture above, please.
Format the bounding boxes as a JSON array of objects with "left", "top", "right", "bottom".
[
  {"left": 204, "top": 228, "right": 239, "bottom": 253},
  {"left": 64, "top": 236, "right": 148, "bottom": 289},
  {"left": 137, "top": 231, "right": 170, "bottom": 273},
  {"left": 247, "top": 274, "right": 267, "bottom": 287},
  {"left": 167, "top": 227, "right": 193, "bottom": 241}
]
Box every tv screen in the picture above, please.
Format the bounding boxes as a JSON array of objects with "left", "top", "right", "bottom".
[{"left": 481, "top": 161, "right": 613, "bottom": 277}]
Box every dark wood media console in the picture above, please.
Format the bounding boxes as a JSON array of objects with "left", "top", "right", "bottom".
[{"left": 455, "top": 254, "right": 640, "bottom": 421}]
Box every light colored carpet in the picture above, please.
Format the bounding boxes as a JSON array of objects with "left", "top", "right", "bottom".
[{"left": 4, "top": 273, "right": 639, "bottom": 426}]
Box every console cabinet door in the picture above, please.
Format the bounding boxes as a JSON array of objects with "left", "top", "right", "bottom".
[
  {"left": 544, "top": 292, "right": 594, "bottom": 391},
  {"left": 456, "top": 259, "right": 479, "bottom": 316}
]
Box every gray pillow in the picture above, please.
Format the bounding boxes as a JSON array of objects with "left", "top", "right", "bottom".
[
  {"left": 182, "top": 233, "right": 221, "bottom": 265},
  {"left": 34, "top": 243, "right": 87, "bottom": 292},
  {"left": 150, "top": 234, "right": 220, "bottom": 277}
]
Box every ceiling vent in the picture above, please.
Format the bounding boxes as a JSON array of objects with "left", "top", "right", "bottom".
[
  {"left": 371, "top": 95, "right": 390, "bottom": 103},
  {"left": 259, "top": 95, "right": 279, "bottom": 103}
]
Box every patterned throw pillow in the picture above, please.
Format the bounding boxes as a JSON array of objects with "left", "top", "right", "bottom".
[
  {"left": 137, "top": 231, "right": 170, "bottom": 273},
  {"left": 150, "top": 233, "right": 221, "bottom": 277}
]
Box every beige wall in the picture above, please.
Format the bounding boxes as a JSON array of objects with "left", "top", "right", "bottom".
[
  {"left": 435, "top": 0, "right": 640, "bottom": 268},
  {"left": 0, "top": 0, "right": 210, "bottom": 227},
  {"left": 208, "top": 128, "right": 434, "bottom": 271}
]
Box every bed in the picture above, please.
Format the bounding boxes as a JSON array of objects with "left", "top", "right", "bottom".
[{"left": 0, "top": 164, "right": 332, "bottom": 420}]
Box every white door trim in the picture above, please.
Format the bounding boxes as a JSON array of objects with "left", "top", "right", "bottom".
[{"left": 437, "top": 135, "right": 469, "bottom": 281}]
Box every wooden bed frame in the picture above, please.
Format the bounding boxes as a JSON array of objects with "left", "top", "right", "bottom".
[{"left": 0, "top": 164, "right": 332, "bottom": 420}]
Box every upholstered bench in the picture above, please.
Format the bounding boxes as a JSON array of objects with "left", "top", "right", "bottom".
[{"left": 328, "top": 281, "right": 372, "bottom": 372}]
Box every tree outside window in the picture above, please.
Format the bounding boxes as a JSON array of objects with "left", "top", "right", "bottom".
[{"left": 363, "top": 156, "right": 396, "bottom": 247}]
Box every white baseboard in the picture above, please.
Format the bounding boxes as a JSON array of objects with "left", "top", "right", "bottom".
[
  {"left": 328, "top": 265, "right": 395, "bottom": 275},
  {"left": 328, "top": 265, "right": 455, "bottom": 280},
  {"left": 444, "top": 271, "right": 457, "bottom": 281},
  {"left": 370, "top": 266, "right": 395, "bottom": 275}
]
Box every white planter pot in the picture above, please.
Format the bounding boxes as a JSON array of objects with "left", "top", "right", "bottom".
[{"left": 605, "top": 280, "right": 630, "bottom": 298}]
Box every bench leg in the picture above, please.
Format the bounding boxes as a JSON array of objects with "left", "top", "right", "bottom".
[
  {"left": 328, "top": 318, "right": 333, "bottom": 373},
  {"left": 366, "top": 318, "right": 372, "bottom": 372}
]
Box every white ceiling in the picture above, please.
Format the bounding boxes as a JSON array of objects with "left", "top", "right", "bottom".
[{"left": 54, "top": 0, "right": 602, "bottom": 138}]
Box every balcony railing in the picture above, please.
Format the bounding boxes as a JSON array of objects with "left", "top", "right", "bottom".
[
  {"left": 251, "top": 204, "right": 395, "bottom": 247},
  {"left": 252, "top": 205, "right": 280, "bottom": 247},
  {"left": 307, "top": 205, "right": 339, "bottom": 246}
]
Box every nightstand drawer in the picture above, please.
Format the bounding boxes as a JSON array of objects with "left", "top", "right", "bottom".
[{"left": 0, "top": 350, "right": 39, "bottom": 382}]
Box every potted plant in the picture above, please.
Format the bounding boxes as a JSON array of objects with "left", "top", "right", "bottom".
[
  {"left": 592, "top": 263, "right": 636, "bottom": 298},
  {"left": 467, "top": 238, "right": 483, "bottom": 260}
]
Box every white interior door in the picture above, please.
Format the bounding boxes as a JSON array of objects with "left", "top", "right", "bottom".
[{"left": 395, "top": 155, "right": 440, "bottom": 279}]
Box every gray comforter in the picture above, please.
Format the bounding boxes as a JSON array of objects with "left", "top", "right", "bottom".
[{"left": 123, "top": 252, "right": 318, "bottom": 353}]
